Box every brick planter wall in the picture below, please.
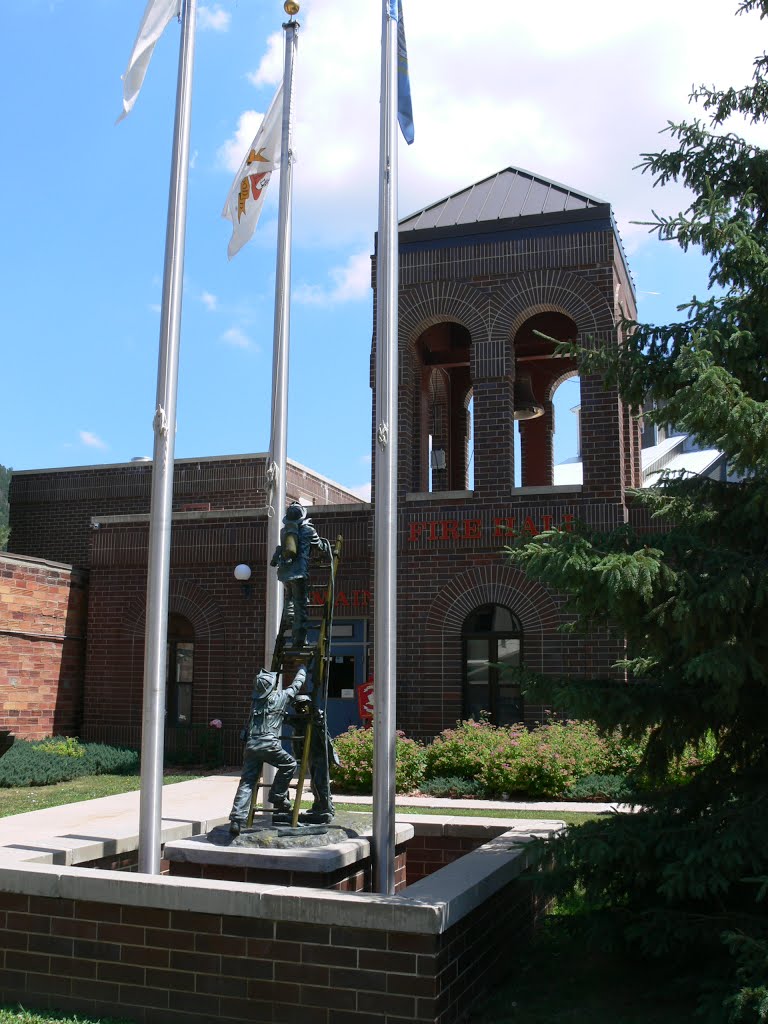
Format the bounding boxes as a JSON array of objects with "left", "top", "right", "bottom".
[
  {"left": 0, "top": 886, "right": 531, "bottom": 1024},
  {"left": 406, "top": 834, "right": 488, "bottom": 885},
  {"left": 0, "top": 818, "right": 555, "bottom": 1024},
  {"left": 168, "top": 848, "right": 409, "bottom": 894}
]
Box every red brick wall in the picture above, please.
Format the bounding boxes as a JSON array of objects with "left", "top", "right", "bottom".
[
  {"left": 77, "top": 492, "right": 628, "bottom": 748},
  {"left": 8, "top": 457, "right": 360, "bottom": 570},
  {"left": 81, "top": 507, "right": 372, "bottom": 760},
  {"left": 0, "top": 553, "right": 87, "bottom": 738},
  {"left": 0, "top": 869, "right": 536, "bottom": 1023}
]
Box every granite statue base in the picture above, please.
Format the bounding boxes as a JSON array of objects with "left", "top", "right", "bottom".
[{"left": 164, "top": 812, "right": 414, "bottom": 892}]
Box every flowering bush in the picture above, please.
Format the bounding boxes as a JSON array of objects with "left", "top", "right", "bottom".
[
  {"left": 637, "top": 729, "right": 717, "bottom": 791},
  {"left": 479, "top": 719, "right": 634, "bottom": 798},
  {"left": 329, "top": 719, "right": 700, "bottom": 801},
  {"left": 424, "top": 718, "right": 525, "bottom": 781},
  {"left": 480, "top": 739, "right": 574, "bottom": 798},
  {"left": 424, "top": 718, "right": 643, "bottom": 799},
  {"left": 331, "top": 726, "right": 426, "bottom": 794}
]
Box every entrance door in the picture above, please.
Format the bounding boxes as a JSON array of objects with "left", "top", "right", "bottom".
[
  {"left": 462, "top": 604, "right": 523, "bottom": 725},
  {"left": 304, "top": 619, "right": 367, "bottom": 736}
]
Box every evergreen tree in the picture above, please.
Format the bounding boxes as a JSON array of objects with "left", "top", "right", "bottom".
[
  {"left": 508, "top": 3, "right": 768, "bottom": 1018},
  {"left": 0, "top": 464, "right": 10, "bottom": 550}
]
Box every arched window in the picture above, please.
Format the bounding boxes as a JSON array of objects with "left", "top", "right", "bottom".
[
  {"left": 416, "top": 322, "right": 472, "bottom": 493},
  {"left": 166, "top": 613, "right": 194, "bottom": 727},
  {"left": 462, "top": 604, "right": 523, "bottom": 725}
]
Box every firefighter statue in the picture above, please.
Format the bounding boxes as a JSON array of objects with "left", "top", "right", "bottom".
[
  {"left": 228, "top": 662, "right": 308, "bottom": 836},
  {"left": 290, "top": 696, "right": 340, "bottom": 825},
  {"left": 270, "top": 502, "right": 327, "bottom": 651}
]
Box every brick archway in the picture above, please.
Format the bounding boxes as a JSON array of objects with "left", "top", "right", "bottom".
[
  {"left": 491, "top": 269, "right": 615, "bottom": 342},
  {"left": 426, "top": 563, "right": 560, "bottom": 640},
  {"left": 121, "top": 581, "right": 226, "bottom": 641},
  {"left": 397, "top": 282, "right": 489, "bottom": 347},
  {"left": 119, "top": 582, "right": 227, "bottom": 730},
  {"left": 408, "top": 563, "right": 565, "bottom": 733}
]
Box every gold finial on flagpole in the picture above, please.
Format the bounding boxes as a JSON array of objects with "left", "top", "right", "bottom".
[{"left": 284, "top": 2, "right": 300, "bottom": 14}]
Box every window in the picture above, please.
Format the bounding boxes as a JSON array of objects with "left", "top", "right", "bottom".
[
  {"left": 462, "top": 604, "right": 523, "bottom": 725},
  {"left": 166, "top": 613, "right": 194, "bottom": 727}
]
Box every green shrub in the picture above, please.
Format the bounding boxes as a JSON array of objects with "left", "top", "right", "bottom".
[
  {"left": 425, "top": 717, "right": 631, "bottom": 798},
  {"left": 331, "top": 727, "right": 425, "bottom": 794},
  {"left": 419, "top": 775, "right": 483, "bottom": 798},
  {"left": 424, "top": 718, "right": 525, "bottom": 781},
  {"left": 477, "top": 719, "right": 636, "bottom": 799},
  {"left": 33, "top": 736, "right": 85, "bottom": 758},
  {"left": 567, "top": 772, "right": 635, "bottom": 802},
  {"left": 480, "top": 737, "right": 570, "bottom": 798},
  {"left": 82, "top": 742, "right": 140, "bottom": 777},
  {"left": 636, "top": 730, "right": 718, "bottom": 791},
  {"left": 0, "top": 739, "right": 139, "bottom": 788}
]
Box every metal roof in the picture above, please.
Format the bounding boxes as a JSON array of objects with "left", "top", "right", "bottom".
[{"left": 399, "top": 166, "right": 607, "bottom": 233}]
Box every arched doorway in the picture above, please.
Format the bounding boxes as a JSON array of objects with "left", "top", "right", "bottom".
[
  {"left": 462, "top": 604, "right": 523, "bottom": 725},
  {"left": 166, "top": 612, "right": 194, "bottom": 727}
]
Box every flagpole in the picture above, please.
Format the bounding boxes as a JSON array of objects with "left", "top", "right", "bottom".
[
  {"left": 138, "top": 0, "right": 197, "bottom": 875},
  {"left": 265, "top": 9, "right": 298, "bottom": 668},
  {"left": 262, "top": 6, "right": 299, "bottom": 806},
  {"left": 372, "top": 0, "right": 399, "bottom": 896}
]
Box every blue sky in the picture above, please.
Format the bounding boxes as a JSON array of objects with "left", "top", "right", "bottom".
[{"left": 2, "top": 0, "right": 765, "bottom": 498}]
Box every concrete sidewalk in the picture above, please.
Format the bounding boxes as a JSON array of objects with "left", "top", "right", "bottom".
[{"left": 0, "top": 774, "right": 624, "bottom": 869}]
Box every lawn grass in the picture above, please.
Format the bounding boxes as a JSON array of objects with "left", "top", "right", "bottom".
[
  {"left": 336, "top": 803, "right": 602, "bottom": 825},
  {"left": 0, "top": 771, "right": 609, "bottom": 824},
  {"left": 0, "top": 773, "right": 200, "bottom": 818},
  {"left": 0, "top": 1008, "right": 132, "bottom": 1024}
]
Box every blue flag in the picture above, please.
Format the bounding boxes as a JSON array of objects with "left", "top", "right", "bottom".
[{"left": 390, "top": 0, "right": 414, "bottom": 144}]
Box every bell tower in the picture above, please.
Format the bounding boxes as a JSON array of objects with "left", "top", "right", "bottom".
[
  {"left": 371, "top": 166, "right": 640, "bottom": 506},
  {"left": 370, "top": 166, "right": 641, "bottom": 737}
]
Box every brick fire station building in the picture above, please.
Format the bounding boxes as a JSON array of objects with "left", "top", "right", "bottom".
[{"left": 3, "top": 167, "right": 643, "bottom": 759}]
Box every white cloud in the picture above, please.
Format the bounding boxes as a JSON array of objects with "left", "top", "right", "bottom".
[
  {"left": 217, "top": 110, "right": 268, "bottom": 174},
  {"left": 349, "top": 483, "right": 371, "bottom": 502},
  {"left": 220, "top": 327, "right": 254, "bottom": 350},
  {"left": 222, "top": 0, "right": 768, "bottom": 257},
  {"left": 246, "top": 32, "right": 282, "bottom": 87},
  {"left": 201, "top": 291, "right": 218, "bottom": 311},
  {"left": 198, "top": 5, "right": 230, "bottom": 32},
  {"left": 295, "top": 251, "right": 371, "bottom": 307},
  {"left": 80, "top": 430, "right": 108, "bottom": 450},
  {"left": 148, "top": 303, "right": 161, "bottom": 314}
]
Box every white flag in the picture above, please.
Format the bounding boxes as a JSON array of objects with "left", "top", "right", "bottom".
[
  {"left": 117, "top": 0, "right": 181, "bottom": 124},
  {"left": 222, "top": 85, "right": 283, "bottom": 260}
]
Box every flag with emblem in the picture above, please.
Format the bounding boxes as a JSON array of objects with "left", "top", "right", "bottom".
[
  {"left": 222, "top": 85, "right": 283, "bottom": 260},
  {"left": 117, "top": 0, "right": 181, "bottom": 123}
]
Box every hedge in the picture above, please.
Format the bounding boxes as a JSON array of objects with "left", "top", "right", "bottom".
[{"left": 0, "top": 739, "right": 139, "bottom": 788}]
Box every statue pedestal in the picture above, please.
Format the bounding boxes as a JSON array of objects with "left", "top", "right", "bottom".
[{"left": 164, "top": 812, "right": 414, "bottom": 893}]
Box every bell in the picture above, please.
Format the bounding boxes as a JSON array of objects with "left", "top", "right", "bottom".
[{"left": 512, "top": 376, "right": 545, "bottom": 421}]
